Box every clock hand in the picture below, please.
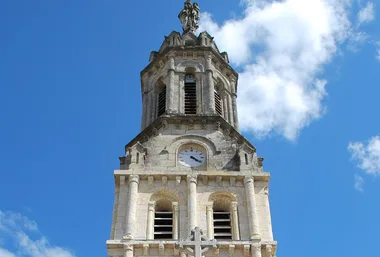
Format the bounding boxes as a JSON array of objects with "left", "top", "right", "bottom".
[{"left": 190, "top": 156, "right": 202, "bottom": 163}]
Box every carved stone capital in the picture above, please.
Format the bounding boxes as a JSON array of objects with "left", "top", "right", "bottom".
[
  {"left": 251, "top": 244, "right": 261, "bottom": 252},
  {"left": 129, "top": 175, "right": 139, "bottom": 184},
  {"left": 172, "top": 202, "right": 179, "bottom": 212},
  {"left": 206, "top": 204, "right": 213, "bottom": 212},
  {"left": 230, "top": 201, "right": 238, "bottom": 212},
  {"left": 205, "top": 51, "right": 212, "bottom": 60},
  {"left": 266, "top": 245, "right": 273, "bottom": 256},
  {"left": 187, "top": 175, "right": 198, "bottom": 184},
  {"left": 148, "top": 201, "right": 156, "bottom": 212},
  {"left": 244, "top": 176, "right": 254, "bottom": 185}
]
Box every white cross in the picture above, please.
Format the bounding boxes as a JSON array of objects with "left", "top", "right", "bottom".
[{"left": 177, "top": 227, "right": 217, "bottom": 257}]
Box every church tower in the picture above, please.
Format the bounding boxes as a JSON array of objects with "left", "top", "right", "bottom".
[{"left": 106, "top": 1, "right": 277, "bottom": 256}]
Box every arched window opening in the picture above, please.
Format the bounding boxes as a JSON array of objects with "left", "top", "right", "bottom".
[
  {"left": 214, "top": 89, "right": 222, "bottom": 116},
  {"left": 157, "top": 85, "right": 167, "bottom": 117},
  {"left": 154, "top": 199, "right": 173, "bottom": 239},
  {"left": 184, "top": 74, "right": 197, "bottom": 114},
  {"left": 213, "top": 200, "right": 232, "bottom": 240}
]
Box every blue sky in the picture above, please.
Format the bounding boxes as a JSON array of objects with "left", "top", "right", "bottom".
[{"left": 0, "top": 0, "right": 379, "bottom": 257}]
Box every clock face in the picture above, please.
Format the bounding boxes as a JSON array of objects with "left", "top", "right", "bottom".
[{"left": 178, "top": 148, "right": 205, "bottom": 167}]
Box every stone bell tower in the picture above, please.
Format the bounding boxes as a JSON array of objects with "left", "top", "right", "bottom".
[{"left": 106, "top": 1, "right": 277, "bottom": 257}]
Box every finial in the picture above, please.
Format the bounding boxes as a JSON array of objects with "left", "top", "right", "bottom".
[{"left": 178, "top": 0, "right": 200, "bottom": 34}]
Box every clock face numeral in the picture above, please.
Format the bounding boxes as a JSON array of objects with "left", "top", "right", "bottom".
[{"left": 178, "top": 149, "right": 205, "bottom": 167}]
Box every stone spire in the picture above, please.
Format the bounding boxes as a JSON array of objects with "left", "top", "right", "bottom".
[{"left": 178, "top": 0, "right": 200, "bottom": 34}]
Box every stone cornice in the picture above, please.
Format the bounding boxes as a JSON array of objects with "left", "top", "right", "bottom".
[
  {"left": 123, "top": 115, "right": 256, "bottom": 153},
  {"left": 140, "top": 44, "right": 239, "bottom": 80},
  {"left": 113, "top": 170, "right": 271, "bottom": 183}
]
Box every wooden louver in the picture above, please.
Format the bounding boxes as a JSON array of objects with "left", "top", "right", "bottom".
[
  {"left": 214, "top": 90, "right": 222, "bottom": 116},
  {"left": 213, "top": 211, "right": 232, "bottom": 240},
  {"left": 157, "top": 86, "right": 166, "bottom": 117},
  {"left": 184, "top": 83, "right": 197, "bottom": 114},
  {"left": 154, "top": 211, "right": 173, "bottom": 239}
]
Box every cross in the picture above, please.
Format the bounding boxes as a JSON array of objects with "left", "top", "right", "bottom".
[{"left": 177, "top": 227, "right": 217, "bottom": 257}]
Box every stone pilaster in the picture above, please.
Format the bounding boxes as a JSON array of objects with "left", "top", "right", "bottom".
[
  {"left": 205, "top": 52, "right": 215, "bottom": 114},
  {"left": 244, "top": 176, "right": 261, "bottom": 240},
  {"left": 251, "top": 244, "right": 262, "bottom": 257},
  {"left": 141, "top": 91, "right": 148, "bottom": 129},
  {"left": 230, "top": 201, "right": 240, "bottom": 240},
  {"left": 149, "top": 90, "right": 156, "bottom": 125},
  {"left": 223, "top": 92, "right": 229, "bottom": 121},
  {"left": 227, "top": 93, "right": 234, "bottom": 125},
  {"left": 167, "top": 53, "right": 177, "bottom": 113},
  {"left": 187, "top": 175, "right": 198, "bottom": 231},
  {"left": 230, "top": 78, "right": 239, "bottom": 130},
  {"left": 147, "top": 201, "right": 155, "bottom": 240},
  {"left": 206, "top": 203, "right": 214, "bottom": 239},
  {"left": 124, "top": 175, "right": 139, "bottom": 240},
  {"left": 173, "top": 202, "right": 179, "bottom": 240}
]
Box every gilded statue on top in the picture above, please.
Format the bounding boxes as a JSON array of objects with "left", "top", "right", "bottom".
[{"left": 178, "top": 0, "right": 200, "bottom": 34}]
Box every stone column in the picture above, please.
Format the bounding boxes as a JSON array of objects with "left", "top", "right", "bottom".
[
  {"left": 167, "top": 53, "right": 177, "bottom": 113},
  {"left": 149, "top": 90, "right": 156, "bottom": 125},
  {"left": 124, "top": 244, "right": 134, "bottom": 257},
  {"left": 146, "top": 92, "right": 152, "bottom": 127},
  {"left": 230, "top": 78, "right": 239, "bottom": 130},
  {"left": 244, "top": 176, "right": 261, "bottom": 240},
  {"left": 205, "top": 52, "right": 215, "bottom": 114},
  {"left": 187, "top": 175, "right": 198, "bottom": 231},
  {"left": 222, "top": 92, "right": 229, "bottom": 121},
  {"left": 264, "top": 187, "right": 274, "bottom": 240},
  {"left": 251, "top": 244, "right": 262, "bottom": 257},
  {"left": 227, "top": 93, "right": 234, "bottom": 125},
  {"left": 206, "top": 204, "right": 214, "bottom": 239},
  {"left": 173, "top": 202, "right": 179, "bottom": 240},
  {"left": 141, "top": 91, "right": 148, "bottom": 130},
  {"left": 230, "top": 201, "right": 240, "bottom": 240},
  {"left": 147, "top": 201, "right": 155, "bottom": 240},
  {"left": 124, "top": 175, "right": 139, "bottom": 240}
]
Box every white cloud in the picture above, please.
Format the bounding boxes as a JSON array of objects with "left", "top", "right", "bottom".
[
  {"left": 0, "top": 210, "right": 38, "bottom": 233},
  {"left": 0, "top": 248, "right": 16, "bottom": 257},
  {"left": 357, "top": 2, "right": 375, "bottom": 25},
  {"left": 354, "top": 174, "right": 364, "bottom": 192},
  {"left": 376, "top": 41, "right": 380, "bottom": 61},
  {"left": 0, "top": 210, "right": 76, "bottom": 257},
  {"left": 348, "top": 136, "right": 380, "bottom": 175},
  {"left": 200, "top": 0, "right": 352, "bottom": 140}
]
